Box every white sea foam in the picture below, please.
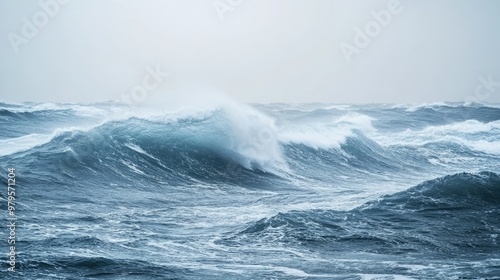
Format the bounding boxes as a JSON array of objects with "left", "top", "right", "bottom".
[
  {"left": 278, "top": 112, "right": 375, "bottom": 149},
  {"left": 120, "top": 159, "right": 146, "bottom": 175},
  {"left": 0, "top": 133, "right": 53, "bottom": 156},
  {"left": 463, "top": 139, "right": 500, "bottom": 155},
  {"left": 214, "top": 102, "right": 289, "bottom": 173},
  {"left": 0, "top": 124, "right": 101, "bottom": 157},
  {"left": 374, "top": 120, "right": 500, "bottom": 155},
  {"left": 0, "top": 102, "right": 109, "bottom": 116},
  {"left": 359, "top": 274, "right": 418, "bottom": 280},
  {"left": 404, "top": 102, "right": 450, "bottom": 112},
  {"left": 421, "top": 120, "right": 500, "bottom": 134}
]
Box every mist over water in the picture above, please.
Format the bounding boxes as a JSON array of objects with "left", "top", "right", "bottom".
[{"left": 2, "top": 1, "right": 500, "bottom": 104}]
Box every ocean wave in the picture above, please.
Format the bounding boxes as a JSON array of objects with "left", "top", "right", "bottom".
[
  {"left": 3, "top": 109, "right": 292, "bottom": 187},
  {"left": 374, "top": 119, "right": 500, "bottom": 156},
  {"left": 391, "top": 102, "right": 500, "bottom": 112},
  {"left": 0, "top": 133, "right": 53, "bottom": 156},
  {"left": 0, "top": 102, "right": 110, "bottom": 116},
  {"left": 420, "top": 120, "right": 500, "bottom": 134},
  {"left": 2, "top": 108, "right": 409, "bottom": 185},
  {"left": 362, "top": 171, "right": 500, "bottom": 209},
  {"left": 277, "top": 112, "right": 375, "bottom": 150},
  {"left": 2, "top": 102, "right": 499, "bottom": 186},
  {"left": 5, "top": 106, "right": 480, "bottom": 186},
  {"left": 232, "top": 172, "right": 500, "bottom": 254}
]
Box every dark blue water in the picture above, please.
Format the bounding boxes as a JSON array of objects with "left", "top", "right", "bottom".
[{"left": 0, "top": 102, "right": 499, "bottom": 279}]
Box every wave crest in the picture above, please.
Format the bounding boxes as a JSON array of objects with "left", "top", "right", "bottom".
[{"left": 231, "top": 172, "right": 500, "bottom": 254}]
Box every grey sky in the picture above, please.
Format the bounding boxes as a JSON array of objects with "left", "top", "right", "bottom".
[{"left": 1, "top": 0, "right": 500, "bottom": 104}]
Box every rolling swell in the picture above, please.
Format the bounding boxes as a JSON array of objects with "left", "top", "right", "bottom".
[
  {"left": 5, "top": 107, "right": 495, "bottom": 189},
  {"left": 233, "top": 172, "right": 500, "bottom": 255},
  {"left": 6, "top": 117, "right": 424, "bottom": 189},
  {"left": 368, "top": 104, "right": 500, "bottom": 132},
  {"left": 21, "top": 256, "right": 180, "bottom": 279},
  {"left": 6, "top": 115, "right": 286, "bottom": 188},
  {"left": 362, "top": 171, "right": 500, "bottom": 209},
  {"left": 282, "top": 131, "right": 415, "bottom": 182},
  {"left": 0, "top": 107, "right": 97, "bottom": 140}
]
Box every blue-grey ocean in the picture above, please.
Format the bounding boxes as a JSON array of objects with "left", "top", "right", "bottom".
[{"left": 0, "top": 101, "right": 499, "bottom": 279}]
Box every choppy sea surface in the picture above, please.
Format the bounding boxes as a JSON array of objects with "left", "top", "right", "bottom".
[{"left": 0, "top": 101, "right": 499, "bottom": 279}]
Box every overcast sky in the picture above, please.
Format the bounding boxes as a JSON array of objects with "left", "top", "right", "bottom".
[{"left": 1, "top": 0, "right": 500, "bottom": 104}]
